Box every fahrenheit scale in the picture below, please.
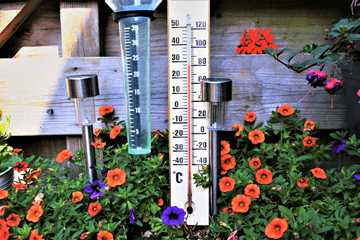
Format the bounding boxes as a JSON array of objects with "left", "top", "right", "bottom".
[{"left": 168, "top": 0, "right": 210, "bottom": 225}]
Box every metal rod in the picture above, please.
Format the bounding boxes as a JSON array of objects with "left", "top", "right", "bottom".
[
  {"left": 82, "top": 125, "right": 97, "bottom": 182},
  {"left": 209, "top": 129, "right": 220, "bottom": 216}
]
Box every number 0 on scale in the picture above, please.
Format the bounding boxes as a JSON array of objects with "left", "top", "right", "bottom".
[{"left": 168, "top": 0, "right": 210, "bottom": 225}]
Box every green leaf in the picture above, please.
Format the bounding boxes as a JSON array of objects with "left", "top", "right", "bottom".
[
  {"left": 346, "top": 33, "right": 360, "bottom": 40},
  {"left": 317, "top": 226, "right": 333, "bottom": 234},
  {"left": 322, "top": 54, "right": 341, "bottom": 64},
  {"left": 150, "top": 203, "right": 159, "bottom": 214},
  {"left": 278, "top": 205, "right": 294, "bottom": 220},
  {"left": 310, "top": 45, "right": 332, "bottom": 57},
  {"left": 276, "top": 47, "right": 291, "bottom": 56},
  {"left": 286, "top": 51, "right": 301, "bottom": 62},
  {"left": 301, "top": 58, "right": 323, "bottom": 66}
]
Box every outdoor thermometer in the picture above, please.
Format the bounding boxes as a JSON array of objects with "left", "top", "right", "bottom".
[{"left": 168, "top": 0, "right": 210, "bottom": 225}]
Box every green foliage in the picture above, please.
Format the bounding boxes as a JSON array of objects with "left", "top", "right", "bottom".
[{"left": 204, "top": 105, "right": 360, "bottom": 239}]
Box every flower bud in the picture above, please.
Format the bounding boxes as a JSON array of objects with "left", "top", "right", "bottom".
[
  {"left": 308, "top": 223, "right": 314, "bottom": 228},
  {"left": 294, "top": 233, "right": 300, "bottom": 239}
]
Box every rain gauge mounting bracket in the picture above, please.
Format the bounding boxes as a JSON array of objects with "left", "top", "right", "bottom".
[{"left": 168, "top": 0, "right": 210, "bottom": 225}]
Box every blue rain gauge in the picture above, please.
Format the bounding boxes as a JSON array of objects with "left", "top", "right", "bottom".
[{"left": 105, "top": 0, "right": 162, "bottom": 154}]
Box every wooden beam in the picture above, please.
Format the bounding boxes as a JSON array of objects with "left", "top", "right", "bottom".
[
  {"left": 0, "top": 55, "right": 348, "bottom": 136},
  {"left": 0, "top": 0, "right": 45, "bottom": 49}
]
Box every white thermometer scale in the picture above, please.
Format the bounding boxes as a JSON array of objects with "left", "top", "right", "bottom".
[{"left": 168, "top": 0, "right": 210, "bottom": 225}]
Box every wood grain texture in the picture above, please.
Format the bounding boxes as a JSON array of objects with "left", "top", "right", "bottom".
[
  {"left": 0, "top": 54, "right": 347, "bottom": 136},
  {"left": 60, "top": 2, "right": 100, "bottom": 57},
  {"left": 0, "top": 0, "right": 45, "bottom": 49}
]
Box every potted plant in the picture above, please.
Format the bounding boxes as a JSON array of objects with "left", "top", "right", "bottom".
[
  {"left": 263, "top": 1, "right": 360, "bottom": 135},
  {"left": 0, "top": 107, "right": 22, "bottom": 191}
]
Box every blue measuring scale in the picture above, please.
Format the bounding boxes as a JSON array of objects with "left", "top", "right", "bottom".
[{"left": 106, "top": 0, "right": 162, "bottom": 154}]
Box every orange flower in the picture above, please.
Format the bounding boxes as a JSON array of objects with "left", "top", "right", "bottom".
[
  {"left": 55, "top": 150, "right": 72, "bottom": 163},
  {"left": 106, "top": 169, "right": 126, "bottom": 187},
  {"left": 244, "top": 184, "right": 260, "bottom": 198},
  {"left": 88, "top": 202, "right": 102, "bottom": 217},
  {"left": 29, "top": 230, "right": 44, "bottom": 240},
  {"left": 6, "top": 213, "right": 21, "bottom": 227},
  {"left": 98, "top": 106, "right": 114, "bottom": 116},
  {"left": 94, "top": 128, "right": 100, "bottom": 137},
  {"left": 221, "top": 154, "right": 236, "bottom": 171},
  {"left": 232, "top": 123, "right": 244, "bottom": 137},
  {"left": 0, "top": 206, "right": 5, "bottom": 216},
  {"left": 304, "top": 120, "right": 315, "bottom": 130},
  {"left": 277, "top": 105, "right": 294, "bottom": 116},
  {"left": 245, "top": 112, "right": 257, "bottom": 122},
  {"left": 256, "top": 168, "right": 273, "bottom": 185},
  {"left": 297, "top": 177, "right": 309, "bottom": 188},
  {"left": 24, "top": 168, "right": 42, "bottom": 182},
  {"left": 219, "top": 177, "right": 236, "bottom": 192},
  {"left": 0, "top": 189, "right": 9, "bottom": 199},
  {"left": 0, "top": 220, "right": 9, "bottom": 240},
  {"left": 13, "top": 161, "right": 28, "bottom": 173},
  {"left": 222, "top": 207, "right": 234, "bottom": 215},
  {"left": 221, "top": 141, "right": 231, "bottom": 156},
  {"left": 310, "top": 168, "right": 327, "bottom": 179},
  {"left": 157, "top": 198, "right": 164, "bottom": 206},
  {"left": 12, "top": 149, "right": 22, "bottom": 156},
  {"left": 91, "top": 139, "right": 106, "bottom": 149},
  {"left": 110, "top": 125, "right": 121, "bottom": 139},
  {"left": 249, "top": 158, "right": 261, "bottom": 170},
  {"left": 231, "top": 194, "right": 251, "bottom": 213},
  {"left": 303, "top": 136, "right": 316, "bottom": 147},
  {"left": 248, "top": 130, "right": 265, "bottom": 145},
  {"left": 26, "top": 204, "right": 44, "bottom": 222},
  {"left": 72, "top": 191, "right": 84, "bottom": 203},
  {"left": 265, "top": 218, "right": 288, "bottom": 239},
  {"left": 97, "top": 231, "right": 114, "bottom": 240},
  {"left": 221, "top": 169, "right": 228, "bottom": 175}
]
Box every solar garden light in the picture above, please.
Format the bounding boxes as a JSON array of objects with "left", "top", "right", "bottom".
[
  {"left": 201, "top": 78, "right": 232, "bottom": 216},
  {"left": 66, "top": 74, "right": 100, "bottom": 182}
]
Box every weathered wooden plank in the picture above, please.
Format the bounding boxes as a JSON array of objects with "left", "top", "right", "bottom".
[
  {"left": 60, "top": 2, "right": 100, "bottom": 57},
  {"left": 0, "top": 0, "right": 45, "bottom": 49},
  {"left": 0, "top": 54, "right": 348, "bottom": 136}
]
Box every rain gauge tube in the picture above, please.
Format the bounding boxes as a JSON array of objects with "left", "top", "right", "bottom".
[{"left": 105, "top": 0, "right": 162, "bottom": 154}]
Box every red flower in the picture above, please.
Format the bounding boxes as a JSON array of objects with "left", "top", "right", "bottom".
[
  {"left": 106, "top": 169, "right": 126, "bottom": 187},
  {"left": 72, "top": 191, "right": 84, "bottom": 203},
  {"left": 110, "top": 125, "right": 121, "bottom": 139},
  {"left": 310, "top": 168, "right": 327, "bottom": 179},
  {"left": 256, "top": 168, "right": 273, "bottom": 185},
  {"left": 248, "top": 130, "right": 265, "bottom": 145},
  {"left": 304, "top": 120, "right": 315, "bottom": 130},
  {"left": 303, "top": 136, "right": 316, "bottom": 147},
  {"left": 88, "top": 202, "right": 102, "bottom": 217},
  {"left": 0, "top": 189, "right": 9, "bottom": 199},
  {"left": 0, "top": 206, "right": 5, "bottom": 216},
  {"left": 222, "top": 207, "right": 234, "bottom": 215},
  {"left": 244, "top": 184, "right": 260, "bottom": 198},
  {"left": 258, "top": 28, "right": 279, "bottom": 51},
  {"left": 221, "top": 141, "right": 230, "bottom": 156},
  {"left": 13, "top": 161, "right": 28, "bottom": 173},
  {"left": 231, "top": 194, "right": 251, "bottom": 213},
  {"left": 0, "top": 219, "right": 9, "bottom": 240},
  {"left": 24, "top": 168, "right": 42, "bottom": 182},
  {"left": 277, "top": 105, "right": 294, "bottom": 116},
  {"left": 221, "top": 154, "right": 236, "bottom": 171},
  {"left": 55, "top": 150, "right": 72, "bottom": 163},
  {"left": 6, "top": 213, "right": 21, "bottom": 227},
  {"left": 157, "top": 198, "right": 164, "bottom": 206},
  {"left": 232, "top": 123, "right": 244, "bottom": 137},
  {"left": 249, "top": 158, "right": 261, "bottom": 170},
  {"left": 97, "top": 231, "right": 114, "bottom": 240},
  {"left": 26, "top": 204, "right": 44, "bottom": 222},
  {"left": 12, "top": 149, "right": 22, "bottom": 156},
  {"left": 98, "top": 106, "right": 114, "bottom": 116},
  {"left": 265, "top": 218, "right": 288, "bottom": 239},
  {"left": 94, "top": 128, "right": 100, "bottom": 137},
  {"left": 245, "top": 112, "right": 257, "bottom": 122},
  {"left": 91, "top": 139, "right": 106, "bottom": 149},
  {"left": 219, "top": 177, "right": 236, "bottom": 192},
  {"left": 29, "top": 230, "right": 44, "bottom": 240},
  {"left": 297, "top": 177, "right": 309, "bottom": 188}
]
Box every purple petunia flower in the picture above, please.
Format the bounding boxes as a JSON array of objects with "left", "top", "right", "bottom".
[
  {"left": 354, "top": 169, "right": 360, "bottom": 185},
  {"left": 101, "top": 167, "right": 109, "bottom": 177},
  {"left": 129, "top": 207, "right": 137, "bottom": 224},
  {"left": 84, "top": 180, "right": 106, "bottom": 199},
  {"left": 161, "top": 206, "right": 186, "bottom": 226},
  {"left": 331, "top": 139, "right": 346, "bottom": 154}
]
